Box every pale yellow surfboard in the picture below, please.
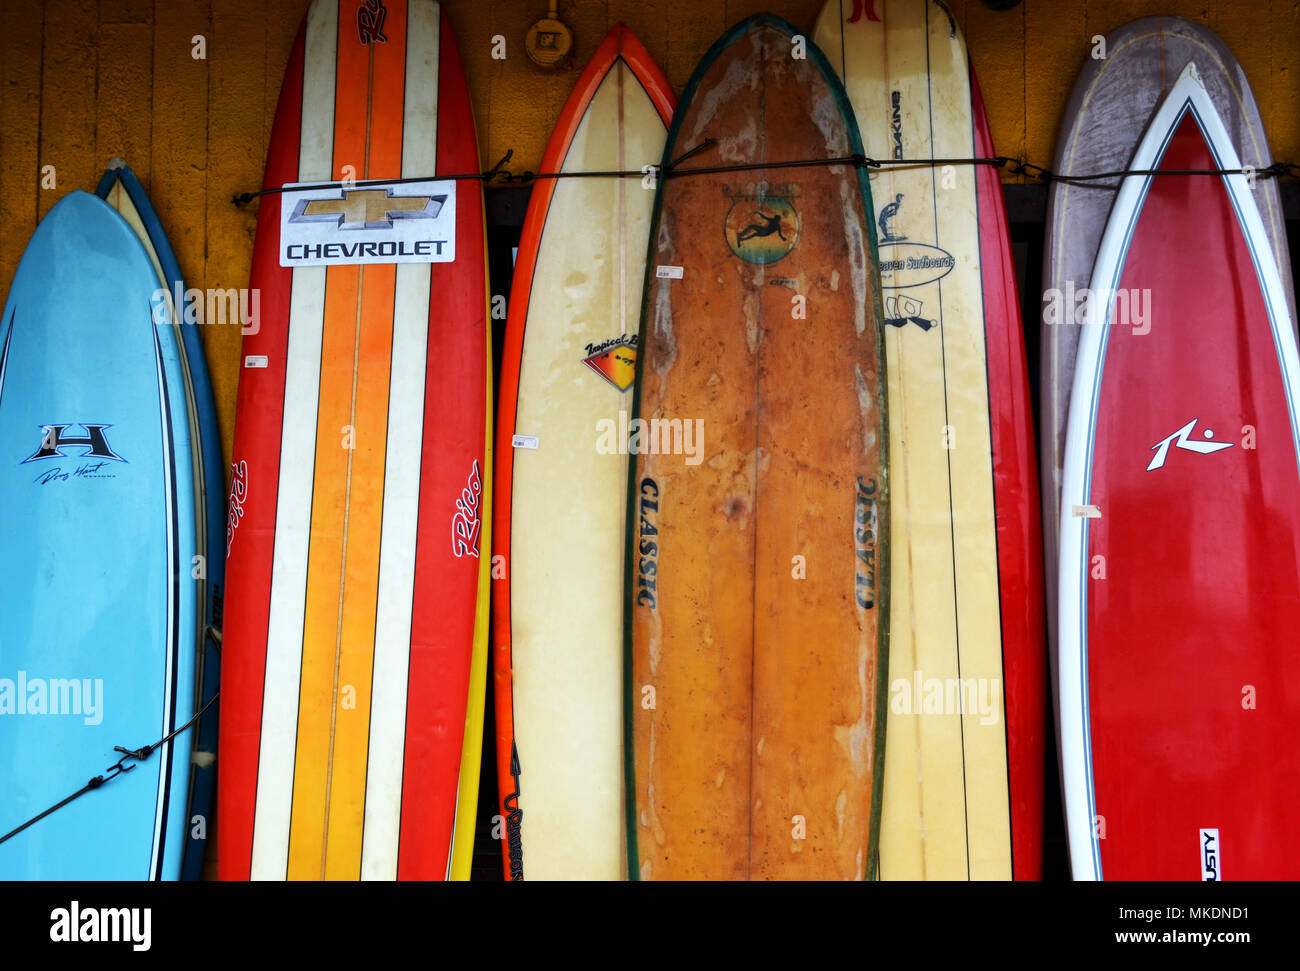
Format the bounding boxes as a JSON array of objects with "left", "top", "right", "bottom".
[
  {"left": 491, "top": 26, "right": 674, "bottom": 880},
  {"left": 815, "top": 0, "right": 1013, "bottom": 880}
]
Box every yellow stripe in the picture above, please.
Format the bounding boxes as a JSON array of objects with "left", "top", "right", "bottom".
[{"left": 449, "top": 222, "right": 493, "bottom": 881}]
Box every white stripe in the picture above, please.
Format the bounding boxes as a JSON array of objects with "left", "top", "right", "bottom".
[
  {"left": 401, "top": 1, "right": 439, "bottom": 172},
  {"left": 297, "top": 0, "right": 338, "bottom": 184},
  {"left": 250, "top": 0, "right": 337, "bottom": 881},
  {"left": 359, "top": 0, "right": 439, "bottom": 880},
  {"left": 361, "top": 263, "right": 431, "bottom": 879}
]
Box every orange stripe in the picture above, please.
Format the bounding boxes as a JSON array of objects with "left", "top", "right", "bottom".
[
  {"left": 289, "top": 262, "right": 360, "bottom": 879},
  {"left": 288, "top": 0, "right": 377, "bottom": 880},
  {"left": 324, "top": 266, "right": 395, "bottom": 878},
  {"left": 322, "top": 0, "right": 407, "bottom": 879}
]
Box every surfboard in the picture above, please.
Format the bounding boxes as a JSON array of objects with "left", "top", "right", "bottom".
[
  {"left": 1042, "top": 17, "right": 1296, "bottom": 748},
  {"left": 492, "top": 24, "right": 673, "bottom": 881},
  {"left": 93, "top": 160, "right": 223, "bottom": 881},
  {"left": 217, "top": 0, "right": 491, "bottom": 881},
  {"left": 626, "top": 14, "right": 889, "bottom": 881},
  {"left": 1058, "top": 61, "right": 1300, "bottom": 881},
  {"left": 814, "top": 0, "right": 1045, "bottom": 880},
  {"left": 0, "top": 188, "right": 207, "bottom": 880}
]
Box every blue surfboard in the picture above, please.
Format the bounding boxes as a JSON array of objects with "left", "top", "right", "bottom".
[{"left": 0, "top": 176, "right": 218, "bottom": 880}]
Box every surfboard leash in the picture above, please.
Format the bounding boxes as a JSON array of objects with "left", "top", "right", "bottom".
[
  {"left": 230, "top": 149, "right": 1297, "bottom": 207},
  {"left": 0, "top": 689, "right": 220, "bottom": 848}
]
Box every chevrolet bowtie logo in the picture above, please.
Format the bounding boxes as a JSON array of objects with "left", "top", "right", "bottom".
[{"left": 290, "top": 188, "right": 445, "bottom": 230}]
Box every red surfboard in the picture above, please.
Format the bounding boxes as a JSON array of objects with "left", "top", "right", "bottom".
[
  {"left": 1058, "top": 62, "right": 1300, "bottom": 880},
  {"left": 218, "top": 0, "right": 490, "bottom": 881}
]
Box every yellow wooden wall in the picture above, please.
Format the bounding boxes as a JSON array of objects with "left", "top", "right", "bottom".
[{"left": 0, "top": 0, "right": 1297, "bottom": 470}]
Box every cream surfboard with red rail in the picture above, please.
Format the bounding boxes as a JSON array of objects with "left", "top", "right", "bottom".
[
  {"left": 218, "top": 0, "right": 491, "bottom": 881},
  {"left": 492, "top": 25, "right": 674, "bottom": 881},
  {"left": 814, "top": 0, "right": 1045, "bottom": 880}
]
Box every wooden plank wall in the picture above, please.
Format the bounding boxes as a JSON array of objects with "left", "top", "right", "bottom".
[{"left": 0, "top": 0, "right": 1297, "bottom": 470}]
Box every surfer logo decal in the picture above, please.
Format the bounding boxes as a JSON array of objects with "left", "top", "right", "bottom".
[
  {"left": 1200, "top": 829, "right": 1220, "bottom": 881},
  {"left": 451, "top": 460, "right": 483, "bottom": 559},
  {"left": 280, "top": 180, "right": 456, "bottom": 267},
  {"left": 356, "top": 1, "right": 388, "bottom": 44},
  {"left": 724, "top": 183, "right": 800, "bottom": 265},
  {"left": 582, "top": 335, "right": 638, "bottom": 392},
  {"left": 23, "top": 424, "right": 125, "bottom": 464},
  {"left": 879, "top": 193, "right": 906, "bottom": 242},
  {"left": 1147, "top": 418, "right": 1234, "bottom": 471}
]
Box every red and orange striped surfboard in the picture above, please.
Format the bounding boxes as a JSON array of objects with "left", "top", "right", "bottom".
[{"left": 218, "top": 0, "right": 491, "bottom": 881}]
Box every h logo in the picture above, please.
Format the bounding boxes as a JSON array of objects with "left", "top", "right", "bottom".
[{"left": 24, "top": 424, "right": 125, "bottom": 463}]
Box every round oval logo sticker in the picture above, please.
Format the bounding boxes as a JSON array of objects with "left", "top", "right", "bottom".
[
  {"left": 878, "top": 241, "right": 956, "bottom": 289},
  {"left": 725, "top": 193, "right": 800, "bottom": 265}
]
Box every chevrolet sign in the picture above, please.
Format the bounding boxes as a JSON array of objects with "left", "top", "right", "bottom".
[{"left": 279, "top": 179, "right": 456, "bottom": 266}]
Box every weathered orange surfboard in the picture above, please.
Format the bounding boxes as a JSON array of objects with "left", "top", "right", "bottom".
[{"left": 625, "top": 14, "right": 889, "bottom": 881}]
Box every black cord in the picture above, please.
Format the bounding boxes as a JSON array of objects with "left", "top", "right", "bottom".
[
  {"left": 231, "top": 147, "right": 1297, "bottom": 208},
  {"left": 0, "top": 689, "right": 220, "bottom": 847}
]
